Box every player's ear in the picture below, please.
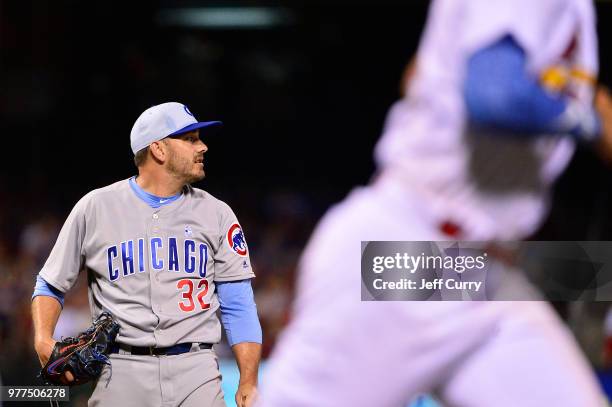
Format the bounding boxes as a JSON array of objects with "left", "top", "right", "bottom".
[{"left": 149, "top": 140, "right": 166, "bottom": 162}]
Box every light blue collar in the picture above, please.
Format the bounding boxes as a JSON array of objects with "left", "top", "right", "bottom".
[{"left": 129, "top": 176, "right": 182, "bottom": 208}]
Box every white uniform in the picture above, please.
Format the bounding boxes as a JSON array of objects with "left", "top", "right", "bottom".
[
  {"left": 259, "top": 0, "right": 606, "bottom": 405},
  {"left": 376, "top": 0, "right": 597, "bottom": 240}
]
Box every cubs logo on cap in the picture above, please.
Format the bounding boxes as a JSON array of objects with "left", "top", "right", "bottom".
[
  {"left": 130, "top": 102, "right": 222, "bottom": 155},
  {"left": 227, "top": 223, "right": 248, "bottom": 257},
  {"left": 184, "top": 105, "right": 195, "bottom": 117}
]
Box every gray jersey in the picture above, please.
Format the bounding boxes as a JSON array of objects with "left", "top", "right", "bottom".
[{"left": 40, "top": 179, "right": 255, "bottom": 347}]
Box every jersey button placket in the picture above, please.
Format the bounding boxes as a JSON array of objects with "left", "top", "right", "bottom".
[
  {"left": 149, "top": 213, "right": 163, "bottom": 295},
  {"left": 152, "top": 213, "right": 160, "bottom": 280},
  {"left": 150, "top": 211, "right": 164, "bottom": 344}
]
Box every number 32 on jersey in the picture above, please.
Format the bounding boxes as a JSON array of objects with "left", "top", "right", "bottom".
[{"left": 177, "top": 279, "right": 210, "bottom": 312}]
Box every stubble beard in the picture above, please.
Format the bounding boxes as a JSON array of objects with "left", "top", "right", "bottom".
[{"left": 167, "top": 150, "right": 205, "bottom": 185}]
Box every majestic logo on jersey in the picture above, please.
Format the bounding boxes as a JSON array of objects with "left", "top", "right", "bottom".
[
  {"left": 227, "top": 223, "right": 247, "bottom": 257},
  {"left": 184, "top": 225, "right": 193, "bottom": 237}
]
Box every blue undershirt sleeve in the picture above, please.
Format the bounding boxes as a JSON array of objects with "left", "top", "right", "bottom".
[
  {"left": 32, "top": 274, "right": 65, "bottom": 308},
  {"left": 463, "top": 35, "right": 600, "bottom": 141},
  {"left": 217, "top": 279, "right": 262, "bottom": 346}
]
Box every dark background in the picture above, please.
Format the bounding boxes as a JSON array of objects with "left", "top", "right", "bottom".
[
  {"left": 2, "top": 1, "right": 612, "bottom": 403},
  {"left": 1, "top": 1, "right": 612, "bottom": 240},
  {"left": 0, "top": 1, "right": 424, "bottom": 213}
]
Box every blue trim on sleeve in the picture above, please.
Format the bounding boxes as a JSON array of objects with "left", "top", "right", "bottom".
[
  {"left": 32, "top": 275, "right": 65, "bottom": 308},
  {"left": 217, "top": 279, "right": 262, "bottom": 346},
  {"left": 463, "top": 35, "right": 600, "bottom": 140},
  {"left": 129, "top": 177, "right": 182, "bottom": 208}
]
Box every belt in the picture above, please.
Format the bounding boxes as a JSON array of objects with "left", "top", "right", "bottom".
[{"left": 110, "top": 342, "right": 212, "bottom": 356}]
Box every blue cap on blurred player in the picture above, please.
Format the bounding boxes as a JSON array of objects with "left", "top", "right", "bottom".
[{"left": 130, "top": 102, "right": 222, "bottom": 154}]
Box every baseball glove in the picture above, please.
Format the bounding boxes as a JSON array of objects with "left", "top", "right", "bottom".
[{"left": 40, "top": 311, "right": 120, "bottom": 386}]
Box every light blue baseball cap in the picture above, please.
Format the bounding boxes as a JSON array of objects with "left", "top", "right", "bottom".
[{"left": 130, "top": 102, "right": 222, "bottom": 154}]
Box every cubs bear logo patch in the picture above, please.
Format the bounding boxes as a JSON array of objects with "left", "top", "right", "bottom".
[{"left": 227, "top": 223, "right": 248, "bottom": 257}]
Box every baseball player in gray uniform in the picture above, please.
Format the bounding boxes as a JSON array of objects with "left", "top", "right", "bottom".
[{"left": 31, "top": 102, "right": 262, "bottom": 407}]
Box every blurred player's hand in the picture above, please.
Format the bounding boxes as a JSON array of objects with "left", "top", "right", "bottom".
[
  {"left": 34, "top": 338, "right": 75, "bottom": 384},
  {"left": 235, "top": 382, "right": 258, "bottom": 407},
  {"left": 595, "top": 85, "right": 612, "bottom": 162}
]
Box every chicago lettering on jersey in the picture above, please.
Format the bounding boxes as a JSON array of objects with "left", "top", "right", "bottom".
[{"left": 106, "top": 237, "right": 209, "bottom": 282}]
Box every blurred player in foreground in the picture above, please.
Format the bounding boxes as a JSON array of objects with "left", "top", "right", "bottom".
[{"left": 259, "top": 0, "right": 612, "bottom": 405}]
